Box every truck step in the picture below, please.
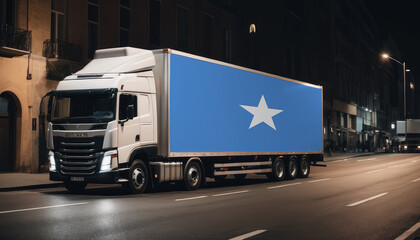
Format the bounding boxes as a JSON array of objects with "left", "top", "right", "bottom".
[
  {"left": 214, "top": 161, "right": 272, "bottom": 168},
  {"left": 214, "top": 168, "right": 271, "bottom": 176}
]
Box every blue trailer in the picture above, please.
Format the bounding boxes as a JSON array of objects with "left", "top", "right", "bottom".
[{"left": 47, "top": 47, "right": 323, "bottom": 193}]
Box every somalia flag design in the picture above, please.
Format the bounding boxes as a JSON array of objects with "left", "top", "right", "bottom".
[{"left": 169, "top": 54, "right": 323, "bottom": 154}]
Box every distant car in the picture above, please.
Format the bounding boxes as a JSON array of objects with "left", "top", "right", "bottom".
[{"left": 401, "top": 140, "right": 420, "bottom": 153}]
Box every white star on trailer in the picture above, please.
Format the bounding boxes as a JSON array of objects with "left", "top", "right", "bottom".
[{"left": 240, "top": 95, "right": 283, "bottom": 130}]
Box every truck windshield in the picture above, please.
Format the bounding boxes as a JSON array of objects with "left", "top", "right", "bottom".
[{"left": 50, "top": 89, "right": 117, "bottom": 123}]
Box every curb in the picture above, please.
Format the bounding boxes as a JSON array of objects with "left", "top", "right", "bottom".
[
  {"left": 0, "top": 183, "right": 63, "bottom": 192},
  {"left": 323, "top": 152, "right": 380, "bottom": 162}
]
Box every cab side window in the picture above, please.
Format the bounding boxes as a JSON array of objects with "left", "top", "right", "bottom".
[{"left": 119, "top": 94, "right": 138, "bottom": 120}]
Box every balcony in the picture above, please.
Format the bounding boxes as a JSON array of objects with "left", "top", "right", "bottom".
[
  {"left": 0, "top": 24, "right": 31, "bottom": 57},
  {"left": 43, "top": 39, "right": 83, "bottom": 80},
  {"left": 43, "top": 39, "right": 82, "bottom": 63}
]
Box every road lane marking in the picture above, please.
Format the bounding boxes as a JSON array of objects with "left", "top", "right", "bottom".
[
  {"left": 412, "top": 178, "right": 420, "bottom": 183},
  {"left": 388, "top": 164, "right": 406, "bottom": 168},
  {"left": 229, "top": 230, "right": 267, "bottom": 240},
  {"left": 175, "top": 196, "right": 208, "bottom": 202},
  {"left": 0, "top": 202, "right": 89, "bottom": 214},
  {"left": 357, "top": 158, "right": 377, "bottom": 162},
  {"left": 395, "top": 222, "right": 420, "bottom": 240},
  {"left": 267, "top": 182, "right": 301, "bottom": 189},
  {"left": 366, "top": 169, "right": 384, "bottom": 174},
  {"left": 308, "top": 178, "right": 331, "bottom": 183},
  {"left": 332, "top": 158, "right": 351, "bottom": 163},
  {"left": 346, "top": 192, "right": 388, "bottom": 207},
  {"left": 213, "top": 190, "right": 250, "bottom": 197}
]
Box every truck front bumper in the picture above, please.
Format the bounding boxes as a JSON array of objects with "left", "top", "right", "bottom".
[{"left": 50, "top": 169, "right": 127, "bottom": 184}]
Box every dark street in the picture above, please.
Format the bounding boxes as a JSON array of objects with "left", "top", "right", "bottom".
[{"left": 0, "top": 153, "right": 419, "bottom": 240}]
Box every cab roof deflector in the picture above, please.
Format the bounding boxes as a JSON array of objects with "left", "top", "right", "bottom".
[{"left": 76, "top": 47, "right": 156, "bottom": 75}]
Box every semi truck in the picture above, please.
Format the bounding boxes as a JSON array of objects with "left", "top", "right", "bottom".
[
  {"left": 46, "top": 47, "right": 324, "bottom": 194},
  {"left": 396, "top": 119, "right": 420, "bottom": 152}
]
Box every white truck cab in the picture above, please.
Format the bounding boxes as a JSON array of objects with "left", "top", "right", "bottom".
[{"left": 48, "top": 48, "right": 158, "bottom": 193}]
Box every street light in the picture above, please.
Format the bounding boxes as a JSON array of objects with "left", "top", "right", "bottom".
[{"left": 381, "top": 53, "right": 407, "bottom": 140}]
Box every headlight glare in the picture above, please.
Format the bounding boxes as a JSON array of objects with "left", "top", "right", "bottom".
[
  {"left": 49, "top": 151, "right": 56, "bottom": 172},
  {"left": 100, "top": 150, "right": 118, "bottom": 172}
]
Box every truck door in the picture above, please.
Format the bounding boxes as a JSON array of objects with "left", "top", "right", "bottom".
[
  {"left": 139, "top": 94, "right": 154, "bottom": 144},
  {"left": 118, "top": 93, "right": 140, "bottom": 164}
]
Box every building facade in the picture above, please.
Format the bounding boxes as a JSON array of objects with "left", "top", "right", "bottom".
[
  {"left": 0, "top": 0, "right": 238, "bottom": 172},
  {"left": 0, "top": 0, "right": 407, "bottom": 173}
]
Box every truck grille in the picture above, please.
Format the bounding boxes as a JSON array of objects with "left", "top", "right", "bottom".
[{"left": 54, "top": 136, "right": 104, "bottom": 176}]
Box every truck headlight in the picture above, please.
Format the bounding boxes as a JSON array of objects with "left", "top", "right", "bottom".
[
  {"left": 49, "top": 151, "right": 56, "bottom": 172},
  {"left": 404, "top": 145, "right": 408, "bottom": 150},
  {"left": 100, "top": 150, "right": 118, "bottom": 172},
  {"left": 417, "top": 146, "right": 420, "bottom": 149}
]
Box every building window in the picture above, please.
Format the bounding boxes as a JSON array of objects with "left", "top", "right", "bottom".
[
  {"left": 88, "top": 0, "right": 99, "bottom": 59},
  {"left": 177, "top": 6, "right": 188, "bottom": 50},
  {"left": 51, "top": 0, "right": 66, "bottom": 41},
  {"left": 120, "top": 0, "right": 131, "bottom": 46},
  {"left": 223, "top": 27, "right": 231, "bottom": 62},
  {"left": 0, "top": 0, "right": 16, "bottom": 27},
  {"left": 149, "top": 0, "right": 160, "bottom": 45}
]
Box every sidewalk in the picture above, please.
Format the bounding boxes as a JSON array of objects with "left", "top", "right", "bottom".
[
  {"left": 323, "top": 151, "right": 377, "bottom": 162},
  {"left": 0, "top": 152, "right": 379, "bottom": 192},
  {"left": 0, "top": 173, "right": 61, "bottom": 192}
]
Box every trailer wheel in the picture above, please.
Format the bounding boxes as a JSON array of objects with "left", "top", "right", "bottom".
[
  {"left": 64, "top": 181, "right": 87, "bottom": 194},
  {"left": 286, "top": 156, "right": 298, "bottom": 180},
  {"left": 184, "top": 161, "right": 202, "bottom": 191},
  {"left": 269, "top": 157, "right": 285, "bottom": 181},
  {"left": 125, "top": 159, "right": 149, "bottom": 194},
  {"left": 298, "top": 156, "right": 311, "bottom": 178}
]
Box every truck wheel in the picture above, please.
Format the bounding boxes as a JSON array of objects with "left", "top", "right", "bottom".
[
  {"left": 269, "top": 157, "right": 285, "bottom": 181},
  {"left": 184, "top": 161, "right": 202, "bottom": 191},
  {"left": 64, "top": 181, "right": 87, "bottom": 194},
  {"left": 285, "top": 156, "right": 298, "bottom": 180},
  {"left": 125, "top": 160, "right": 149, "bottom": 194},
  {"left": 297, "top": 156, "right": 310, "bottom": 178}
]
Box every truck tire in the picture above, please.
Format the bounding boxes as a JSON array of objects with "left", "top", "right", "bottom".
[
  {"left": 184, "top": 161, "right": 202, "bottom": 191},
  {"left": 297, "top": 156, "right": 310, "bottom": 178},
  {"left": 64, "top": 181, "right": 87, "bottom": 194},
  {"left": 125, "top": 159, "right": 149, "bottom": 194},
  {"left": 268, "top": 157, "right": 285, "bottom": 181},
  {"left": 285, "top": 156, "right": 298, "bottom": 180}
]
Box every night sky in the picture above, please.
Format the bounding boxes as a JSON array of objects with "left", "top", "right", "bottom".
[
  {"left": 366, "top": 0, "right": 420, "bottom": 116},
  {"left": 366, "top": 0, "right": 420, "bottom": 73}
]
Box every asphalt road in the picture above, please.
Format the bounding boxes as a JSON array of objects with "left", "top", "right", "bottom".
[{"left": 0, "top": 153, "right": 419, "bottom": 240}]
